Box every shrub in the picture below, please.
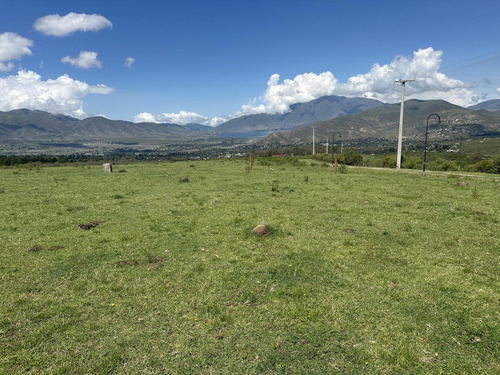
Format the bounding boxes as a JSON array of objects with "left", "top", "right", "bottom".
[
  {"left": 312, "top": 153, "right": 329, "bottom": 163},
  {"left": 473, "top": 159, "right": 496, "bottom": 174},
  {"left": 338, "top": 150, "right": 363, "bottom": 166},
  {"left": 337, "top": 164, "right": 348, "bottom": 174},
  {"left": 402, "top": 156, "right": 422, "bottom": 170},
  {"left": 437, "top": 160, "right": 459, "bottom": 171},
  {"left": 382, "top": 155, "right": 398, "bottom": 168}
]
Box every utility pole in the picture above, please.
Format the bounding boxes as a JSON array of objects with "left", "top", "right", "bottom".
[
  {"left": 395, "top": 79, "right": 414, "bottom": 169},
  {"left": 325, "top": 138, "right": 328, "bottom": 154},
  {"left": 312, "top": 128, "right": 315, "bottom": 155}
]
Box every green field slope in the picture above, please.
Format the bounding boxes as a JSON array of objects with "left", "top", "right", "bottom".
[{"left": 0, "top": 160, "right": 498, "bottom": 374}]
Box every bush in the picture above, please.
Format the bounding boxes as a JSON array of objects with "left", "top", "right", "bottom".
[
  {"left": 437, "top": 160, "right": 459, "bottom": 171},
  {"left": 382, "top": 155, "right": 398, "bottom": 168},
  {"left": 312, "top": 153, "right": 329, "bottom": 163},
  {"left": 402, "top": 156, "right": 422, "bottom": 170},
  {"left": 337, "top": 164, "right": 348, "bottom": 174},
  {"left": 338, "top": 151, "right": 363, "bottom": 166},
  {"left": 473, "top": 159, "right": 496, "bottom": 174}
]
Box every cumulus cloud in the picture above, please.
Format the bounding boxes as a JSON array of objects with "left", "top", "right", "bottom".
[
  {"left": 0, "top": 70, "right": 113, "bottom": 118},
  {"left": 134, "top": 111, "right": 226, "bottom": 126},
  {"left": 240, "top": 72, "right": 338, "bottom": 115},
  {"left": 339, "top": 47, "right": 479, "bottom": 106},
  {"left": 62, "top": 51, "right": 102, "bottom": 69},
  {"left": 0, "top": 32, "right": 33, "bottom": 71},
  {"left": 124, "top": 57, "right": 135, "bottom": 68},
  {"left": 240, "top": 47, "right": 479, "bottom": 113},
  {"left": 33, "top": 12, "right": 112, "bottom": 36}
]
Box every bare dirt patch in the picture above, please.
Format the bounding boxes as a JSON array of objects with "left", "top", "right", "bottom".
[
  {"left": 48, "top": 246, "right": 64, "bottom": 251},
  {"left": 29, "top": 245, "right": 42, "bottom": 252},
  {"left": 79, "top": 221, "right": 102, "bottom": 230}
]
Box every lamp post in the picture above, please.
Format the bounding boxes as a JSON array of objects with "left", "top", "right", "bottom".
[
  {"left": 331, "top": 132, "right": 341, "bottom": 173},
  {"left": 423, "top": 113, "right": 441, "bottom": 177}
]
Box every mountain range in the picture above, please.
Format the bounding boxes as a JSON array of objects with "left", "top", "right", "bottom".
[
  {"left": 0, "top": 109, "right": 207, "bottom": 141},
  {"left": 1, "top": 97, "right": 499, "bottom": 146},
  {"left": 265, "top": 99, "right": 500, "bottom": 144}
]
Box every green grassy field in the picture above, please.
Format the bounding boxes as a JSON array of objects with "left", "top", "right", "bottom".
[{"left": 1, "top": 159, "right": 499, "bottom": 374}]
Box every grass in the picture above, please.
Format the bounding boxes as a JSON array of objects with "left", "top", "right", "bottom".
[{"left": 0, "top": 159, "right": 499, "bottom": 374}]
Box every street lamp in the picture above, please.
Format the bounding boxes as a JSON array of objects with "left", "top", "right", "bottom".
[
  {"left": 423, "top": 113, "right": 441, "bottom": 177},
  {"left": 331, "top": 132, "right": 341, "bottom": 172}
]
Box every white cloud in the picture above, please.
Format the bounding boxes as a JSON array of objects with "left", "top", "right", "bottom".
[
  {"left": 497, "top": 88, "right": 500, "bottom": 96},
  {"left": 134, "top": 111, "right": 226, "bottom": 126},
  {"left": 0, "top": 32, "right": 33, "bottom": 71},
  {"left": 134, "top": 112, "right": 156, "bottom": 123},
  {"left": 62, "top": 51, "right": 102, "bottom": 69},
  {"left": 124, "top": 57, "right": 135, "bottom": 68},
  {"left": 241, "top": 72, "right": 338, "bottom": 115},
  {"left": 339, "top": 47, "right": 478, "bottom": 105},
  {"left": 33, "top": 12, "right": 112, "bottom": 36},
  {"left": 241, "top": 47, "right": 479, "bottom": 113},
  {"left": 0, "top": 70, "right": 113, "bottom": 118}
]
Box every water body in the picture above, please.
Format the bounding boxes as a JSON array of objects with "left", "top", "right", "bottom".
[{"left": 219, "top": 131, "right": 273, "bottom": 138}]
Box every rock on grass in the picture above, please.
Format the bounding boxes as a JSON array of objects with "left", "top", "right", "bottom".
[{"left": 252, "top": 224, "right": 270, "bottom": 236}]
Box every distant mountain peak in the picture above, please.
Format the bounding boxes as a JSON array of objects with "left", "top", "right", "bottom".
[{"left": 215, "top": 95, "right": 384, "bottom": 133}]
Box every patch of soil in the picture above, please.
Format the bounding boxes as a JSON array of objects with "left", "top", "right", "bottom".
[
  {"left": 252, "top": 224, "right": 270, "bottom": 236},
  {"left": 458, "top": 181, "right": 469, "bottom": 186},
  {"left": 146, "top": 263, "right": 162, "bottom": 271},
  {"left": 116, "top": 260, "right": 139, "bottom": 267},
  {"left": 146, "top": 255, "right": 165, "bottom": 263},
  {"left": 344, "top": 228, "right": 355, "bottom": 233},
  {"left": 48, "top": 246, "right": 64, "bottom": 251},
  {"left": 29, "top": 245, "right": 43, "bottom": 252},
  {"left": 79, "top": 221, "right": 102, "bottom": 230}
]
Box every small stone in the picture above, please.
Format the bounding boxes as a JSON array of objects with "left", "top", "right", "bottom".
[{"left": 252, "top": 224, "right": 270, "bottom": 236}]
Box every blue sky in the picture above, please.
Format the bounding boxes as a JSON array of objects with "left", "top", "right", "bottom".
[{"left": 1, "top": 0, "right": 499, "bottom": 125}]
